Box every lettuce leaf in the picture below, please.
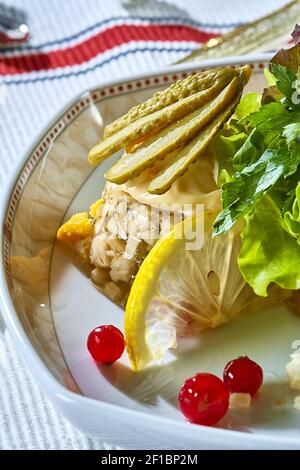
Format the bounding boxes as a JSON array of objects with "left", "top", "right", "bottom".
[
  {"left": 209, "top": 93, "right": 261, "bottom": 174},
  {"left": 238, "top": 196, "right": 300, "bottom": 296},
  {"left": 284, "top": 181, "right": 300, "bottom": 244},
  {"left": 233, "top": 92, "right": 261, "bottom": 120},
  {"left": 270, "top": 42, "right": 300, "bottom": 74},
  {"left": 264, "top": 68, "right": 277, "bottom": 87},
  {"left": 210, "top": 129, "right": 247, "bottom": 174},
  {"left": 212, "top": 35, "right": 300, "bottom": 296}
]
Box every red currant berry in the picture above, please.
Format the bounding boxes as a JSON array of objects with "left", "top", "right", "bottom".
[
  {"left": 178, "top": 373, "right": 230, "bottom": 426},
  {"left": 223, "top": 356, "right": 263, "bottom": 396},
  {"left": 87, "top": 325, "right": 125, "bottom": 364}
]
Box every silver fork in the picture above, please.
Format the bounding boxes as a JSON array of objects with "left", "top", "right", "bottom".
[{"left": 176, "top": 0, "right": 300, "bottom": 64}]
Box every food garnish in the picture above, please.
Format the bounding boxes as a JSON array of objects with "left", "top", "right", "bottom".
[
  {"left": 89, "top": 66, "right": 251, "bottom": 187},
  {"left": 106, "top": 77, "right": 242, "bottom": 185},
  {"left": 89, "top": 69, "right": 237, "bottom": 166},
  {"left": 178, "top": 356, "right": 263, "bottom": 424},
  {"left": 87, "top": 325, "right": 125, "bottom": 365},
  {"left": 213, "top": 31, "right": 300, "bottom": 297},
  {"left": 223, "top": 356, "right": 263, "bottom": 396},
  {"left": 178, "top": 373, "right": 230, "bottom": 426},
  {"left": 147, "top": 97, "right": 240, "bottom": 194},
  {"left": 124, "top": 213, "right": 284, "bottom": 370},
  {"left": 103, "top": 68, "right": 226, "bottom": 138}
]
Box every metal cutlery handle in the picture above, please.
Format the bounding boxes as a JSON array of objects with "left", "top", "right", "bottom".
[
  {"left": 177, "top": 0, "right": 300, "bottom": 64},
  {"left": 0, "top": 2, "right": 29, "bottom": 45}
]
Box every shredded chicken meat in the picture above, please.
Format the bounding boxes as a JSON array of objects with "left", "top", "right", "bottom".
[{"left": 89, "top": 182, "right": 180, "bottom": 304}]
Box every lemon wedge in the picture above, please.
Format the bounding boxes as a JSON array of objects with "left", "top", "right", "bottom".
[{"left": 125, "top": 213, "right": 285, "bottom": 370}]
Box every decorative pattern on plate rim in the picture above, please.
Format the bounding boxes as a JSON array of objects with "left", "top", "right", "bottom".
[{"left": 2, "top": 63, "right": 266, "bottom": 294}]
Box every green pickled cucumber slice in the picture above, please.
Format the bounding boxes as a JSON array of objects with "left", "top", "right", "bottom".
[
  {"left": 88, "top": 70, "right": 237, "bottom": 166},
  {"left": 148, "top": 96, "right": 241, "bottom": 194},
  {"left": 105, "top": 76, "right": 241, "bottom": 184},
  {"left": 103, "top": 68, "right": 234, "bottom": 138}
]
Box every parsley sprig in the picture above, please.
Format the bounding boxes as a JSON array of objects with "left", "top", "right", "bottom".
[{"left": 213, "top": 63, "right": 300, "bottom": 235}]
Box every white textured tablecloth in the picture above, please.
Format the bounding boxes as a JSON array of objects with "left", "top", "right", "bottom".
[{"left": 0, "top": 0, "right": 290, "bottom": 450}]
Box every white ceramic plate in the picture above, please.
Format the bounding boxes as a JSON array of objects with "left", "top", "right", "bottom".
[{"left": 1, "top": 54, "right": 300, "bottom": 450}]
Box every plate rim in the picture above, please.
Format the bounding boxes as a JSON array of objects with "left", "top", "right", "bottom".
[{"left": 3, "top": 52, "right": 299, "bottom": 448}]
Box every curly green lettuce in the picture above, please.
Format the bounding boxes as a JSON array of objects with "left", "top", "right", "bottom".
[
  {"left": 284, "top": 181, "right": 300, "bottom": 244},
  {"left": 238, "top": 196, "right": 300, "bottom": 296},
  {"left": 212, "top": 31, "right": 300, "bottom": 296}
]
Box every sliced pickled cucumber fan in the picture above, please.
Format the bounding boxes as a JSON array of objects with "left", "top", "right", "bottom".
[
  {"left": 89, "top": 69, "right": 236, "bottom": 165},
  {"left": 103, "top": 68, "right": 227, "bottom": 138},
  {"left": 105, "top": 77, "right": 240, "bottom": 184},
  {"left": 88, "top": 66, "right": 252, "bottom": 194},
  {"left": 147, "top": 96, "right": 240, "bottom": 194}
]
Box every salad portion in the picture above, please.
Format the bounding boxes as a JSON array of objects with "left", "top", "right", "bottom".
[
  {"left": 57, "top": 29, "right": 300, "bottom": 426},
  {"left": 58, "top": 64, "right": 250, "bottom": 306}
]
